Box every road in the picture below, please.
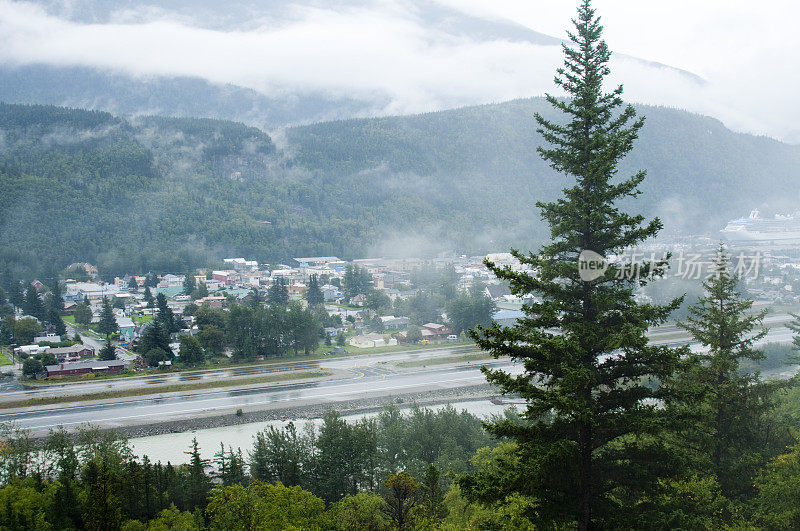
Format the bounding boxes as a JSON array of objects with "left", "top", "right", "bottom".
[
  {"left": 0, "top": 360, "right": 521, "bottom": 435},
  {"left": 0, "top": 345, "right": 479, "bottom": 400},
  {"left": 5, "top": 313, "right": 797, "bottom": 401},
  {"left": 3, "top": 315, "right": 797, "bottom": 436},
  {"left": 65, "top": 323, "right": 137, "bottom": 362}
]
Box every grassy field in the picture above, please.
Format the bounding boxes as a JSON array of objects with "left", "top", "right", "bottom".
[
  {"left": 0, "top": 350, "right": 12, "bottom": 366},
  {"left": 131, "top": 314, "right": 154, "bottom": 324},
  {"left": 1, "top": 370, "right": 332, "bottom": 409}
]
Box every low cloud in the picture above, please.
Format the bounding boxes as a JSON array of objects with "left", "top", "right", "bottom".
[{"left": 1, "top": 0, "right": 798, "bottom": 142}]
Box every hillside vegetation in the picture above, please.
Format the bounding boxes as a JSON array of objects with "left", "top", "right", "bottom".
[{"left": 1, "top": 100, "right": 799, "bottom": 278}]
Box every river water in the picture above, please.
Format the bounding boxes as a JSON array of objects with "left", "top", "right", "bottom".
[{"left": 129, "top": 398, "right": 522, "bottom": 465}]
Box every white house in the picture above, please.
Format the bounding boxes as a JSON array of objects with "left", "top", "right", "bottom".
[{"left": 349, "top": 333, "right": 397, "bottom": 348}]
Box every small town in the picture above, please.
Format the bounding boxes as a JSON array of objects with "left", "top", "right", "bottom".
[
  {"left": 4, "top": 238, "right": 800, "bottom": 382},
  {"left": 2, "top": 252, "right": 531, "bottom": 379},
  {"left": 3, "top": 1, "right": 800, "bottom": 528}
]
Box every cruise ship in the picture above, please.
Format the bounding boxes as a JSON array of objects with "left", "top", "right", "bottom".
[{"left": 721, "top": 209, "right": 800, "bottom": 242}]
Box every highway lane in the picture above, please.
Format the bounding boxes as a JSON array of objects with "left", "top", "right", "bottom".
[
  {"left": 0, "top": 360, "right": 521, "bottom": 434},
  {"left": 0, "top": 345, "right": 479, "bottom": 399},
  {"left": 6, "top": 313, "right": 795, "bottom": 401}
]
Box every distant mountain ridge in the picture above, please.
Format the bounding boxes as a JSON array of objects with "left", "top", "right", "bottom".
[
  {"left": 1, "top": 99, "right": 798, "bottom": 279},
  {"left": 1, "top": 0, "right": 705, "bottom": 128}
]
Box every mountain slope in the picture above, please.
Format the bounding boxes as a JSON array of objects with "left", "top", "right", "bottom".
[{"left": 1, "top": 99, "right": 798, "bottom": 280}]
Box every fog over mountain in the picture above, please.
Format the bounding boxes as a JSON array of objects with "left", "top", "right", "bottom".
[
  {"left": 0, "top": 0, "right": 718, "bottom": 132},
  {"left": 2, "top": 100, "right": 799, "bottom": 279}
]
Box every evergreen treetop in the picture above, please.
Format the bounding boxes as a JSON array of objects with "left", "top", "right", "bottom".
[{"left": 463, "top": 1, "right": 682, "bottom": 528}]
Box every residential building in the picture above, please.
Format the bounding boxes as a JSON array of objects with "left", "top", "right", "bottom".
[
  {"left": 379, "top": 316, "right": 410, "bottom": 330},
  {"left": 45, "top": 360, "right": 125, "bottom": 377},
  {"left": 349, "top": 333, "right": 397, "bottom": 348},
  {"left": 49, "top": 344, "right": 95, "bottom": 360}
]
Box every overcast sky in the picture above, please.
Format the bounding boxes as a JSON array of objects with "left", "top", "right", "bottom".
[{"left": 1, "top": 0, "right": 798, "bottom": 142}]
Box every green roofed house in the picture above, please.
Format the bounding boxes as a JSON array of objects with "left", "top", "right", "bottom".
[
  {"left": 155, "top": 286, "right": 184, "bottom": 298},
  {"left": 117, "top": 316, "right": 136, "bottom": 341}
]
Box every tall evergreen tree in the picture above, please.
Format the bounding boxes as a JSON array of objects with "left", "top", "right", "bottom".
[
  {"left": 667, "top": 246, "right": 790, "bottom": 499},
  {"left": 267, "top": 277, "right": 289, "bottom": 306},
  {"left": 305, "top": 274, "right": 325, "bottom": 307},
  {"left": 137, "top": 320, "right": 171, "bottom": 357},
  {"left": 73, "top": 303, "right": 93, "bottom": 328},
  {"left": 49, "top": 280, "right": 64, "bottom": 312},
  {"left": 144, "top": 286, "right": 155, "bottom": 307},
  {"left": 155, "top": 293, "right": 180, "bottom": 333},
  {"left": 182, "top": 273, "right": 196, "bottom": 296},
  {"left": 48, "top": 308, "right": 67, "bottom": 338},
  {"left": 461, "top": 2, "right": 681, "bottom": 528},
  {"left": 178, "top": 334, "right": 205, "bottom": 366},
  {"left": 23, "top": 285, "right": 45, "bottom": 320},
  {"left": 184, "top": 438, "right": 211, "bottom": 511},
  {"left": 97, "top": 297, "right": 118, "bottom": 338},
  {"left": 98, "top": 339, "right": 117, "bottom": 361},
  {"left": 7, "top": 281, "right": 24, "bottom": 310}
]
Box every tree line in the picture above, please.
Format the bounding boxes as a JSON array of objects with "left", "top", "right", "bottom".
[{"left": 0, "top": 404, "right": 498, "bottom": 530}]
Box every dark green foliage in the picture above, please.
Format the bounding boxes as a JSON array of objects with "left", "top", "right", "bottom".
[
  {"left": 445, "top": 282, "right": 495, "bottom": 336},
  {"left": 6, "top": 282, "right": 24, "bottom": 310},
  {"left": 417, "top": 464, "right": 447, "bottom": 522},
  {"left": 22, "top": 357, "right": 42, "bottom": 378},
  {"left": 313, "top": 411, "right": 379, "bottom": 502},
  {"left": 178, "top": 334, "right": 205, "bottom": 366},
  {"left": 190, "top": 281, "right": 208, "bottom": 301},
  {"left": 0, "top": 315, "right": 13, "bottom": 345},
  {"left": 137, "top": 320, "right": 171, "bottom": 361},
  {"left": 98, "top": 339, "right": 117, "bottom": 361},
  {"left": 214, "top": 444, "right": 247, "bottom": 487},
  {"left": 82, "top": 457, "right": 123, "bottom": 530},
  {"left": 22, "top": 285, "right": 44, "bottom": 320},
  {"left": 197, "top": 324, "right": 225, "bottom": 357},
  {"left": 405, "top": 325, "right": 421, "bottom": 344},
  {"left": 144, "top": 348, "right": 169, "bottom": 367},
  {"left": 365, "top": 288, "right": 391, "bottom": 313},
  {"left": 462, "top": 3, "right": 683, "bottom": 528},
  {"left": 305, "top": 274, "right": 324, "bottom": 307},
  {"left": 49, "top": 280, "right": 64, "bottom": 312},
  {"left": 155, "top": 293, "right": 181, "bottom": 333},
  {"left": 343, "top": 265, "right": 372, "bottom": 301},
  {"left": 249, "top": 422, "right": 309, "bottom": 487},
  {"left": 13, "top": 316, "right": 42, "bottom": 344},
  {"left": 182, "top": 273, "right": 195, "bottom": 295},
  {"left": 97, "top": 297, "right": 118, "bottom": 338},
  {"left": 143, "top": 286, "right": 154, "bottom": 307},
  {"left": 225, "top": 302, "right": 320, "bottom": 360},
  {"left": 194, "top": 305, "right": 227, "bottom": 330},
  {"left": 267, "top": 277, "right": 289, "bottom": 306},
  {"left": 73, "top": 302, "right": 92, "bottom": 327},
  {"left": 666, "top": 247, "right": 793, "bottom": 499},
  {"left": 184, "top": 438, "right": 211, "bottom": 511},
  {"left": 47, "top": 307, "right": 67, "bottom": 338}
]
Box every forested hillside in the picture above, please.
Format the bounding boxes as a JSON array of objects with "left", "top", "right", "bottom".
[{"left": 1, "top": 100, "right": 799, "bottom": 279}]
